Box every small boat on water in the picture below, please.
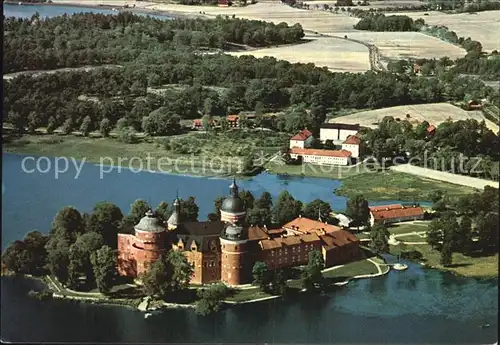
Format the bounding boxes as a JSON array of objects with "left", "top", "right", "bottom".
[
  {"left": 393, "top": 263, "right": 408, "bottom": 271},
  {"left": 480, "top": 323, "right": 490, "bottom": 329},
  {"left": 144, "top": 313, "right": 152, "bottom": 319},
  {"left": 334, "top": 281, "right": 349, "bottom": 287}
]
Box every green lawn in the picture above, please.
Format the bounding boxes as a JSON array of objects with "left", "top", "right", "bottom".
[
  {"left": 225, "top": 287, "right": 274, "bottom": 302},
  {"left": 336, "top": 171, "right": 476, "bottom": 201},
  {"left": 264, "top": 160, "right": 367, "bottom": 180},
  {"left": 397, "top": 234, "right": 427, "bottom": 242},
  {"left": 391, "top": 243, "right": 499, "bottom": 278},
  {"left": 387, "top": 222, "right": 430, "bottom": 235},
  {"left": 322, "top": 258, "right": 379, "bottom": 279}
]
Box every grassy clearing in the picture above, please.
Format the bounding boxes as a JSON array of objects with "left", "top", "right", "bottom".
[
  {"left": 264, "top": 160, "right": 367, "bottom": 180},
  {"left": 336, "top": 171, "right": 475, "bottom": 200},
  {"left": 391, "top": 243, "right": 499, "bottom": 278},
  {"left": 225, "top": 287, "right": 274, "bottom": 302},
  {"left": 398, "top": 234, "right": 427, "bottom": 242},
  {"left": 387, "top": 222, "right": 430, "bottom": 235},
  {"left": 2, "top": 130, "right": 288, "bottom": 176},
  {"left": 322, "top": 258, "right": 379, "bottom": 279}
]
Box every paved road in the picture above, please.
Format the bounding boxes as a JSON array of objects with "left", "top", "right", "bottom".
[{"left": 391, "top": 164, "right": 499, "bottom": 190}]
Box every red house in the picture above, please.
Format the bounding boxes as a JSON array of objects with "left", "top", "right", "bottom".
[{"left": 218, "top": 0, "right": 230, "bottom": 7}]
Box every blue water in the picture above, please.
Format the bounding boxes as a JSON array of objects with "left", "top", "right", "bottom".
[
  {"left": 3, "top": 3, "right": 173, "bottom": 20},
  {"left": 2, "top": 153, "right": 424, "bottom": 249}
]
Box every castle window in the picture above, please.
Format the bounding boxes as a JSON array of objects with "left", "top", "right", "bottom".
[{"left": 235, "top": 246, "right": 239, "bottom": 250}]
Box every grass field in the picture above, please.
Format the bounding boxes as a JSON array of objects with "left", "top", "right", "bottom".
[
  {"left": 387, "top": 222, "right": 431, "bottom": 235},
  {"left": 227, "top": 35, "right": 370, "bottom": 73},
  {"left": 330, "top": 31, "right": 465, "bottom": 63},
  {"left": 335, "top": 171, "right": 476, "bottom": 200},
  {"left": 2, "top": 130, "right": 287, "bottom": 176},
  {"left": 264, "top": 160, "right": 369, "bottom": 180},
  {"left": 322, "top": 258, "right": 379, "bottom": 279},
  {"left": 391, "top": 243, "right": 499, "bottom": 278},
  {"left": 330, "top": 102, "right": 499, "bottom": 132},
  {"left": 396, "top": 10, "right": 500, "bottom": 52}
]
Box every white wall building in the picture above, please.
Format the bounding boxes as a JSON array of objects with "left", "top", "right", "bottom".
[
  {"left": 289, "top": 129, "right": 314, "bottom": 149},
  {"left": 320, "top": 123, "right": 360, "bottom": 142},
  {"left": 341, "top": 135, "right": 361, "bottom": 158},
  {"left": 289, "top": 148, "right": 352, "bottom": 166}
]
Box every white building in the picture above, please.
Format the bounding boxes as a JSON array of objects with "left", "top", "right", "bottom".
[
  {"left": 341, "top": 135, "right": 361, "bottom": 158},
  {"left": 289, "top": 129, "right": 314, "bottom": 149},
  {"left": 320, "top": 123, "right": 360, "bottom": 143},
  {"left": 289, "top": 148, "right": 352, "bottom": 166}
]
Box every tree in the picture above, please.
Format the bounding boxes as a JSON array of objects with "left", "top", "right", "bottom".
[
  {"left": 272, "top": 269, "right": 288, "bottom": 296},
  {"left": 238, "top": 190, "right": 255, "bottom": 210},
  {"left": 370, "top": 224, "right": 390, "bottom": 254},
  {"left": 345, "top": 195, "right": 370, "bottom": 230},
  {"left": 141, "top": 255, "right": 172, "bottom": 298},
  {"left": 86, "top": 202, "right": 123, "bottom": 249},
  {"left": 80, "top": 116, "right": 93, "bottom": 137},
  {"left": 27, "top": 111, "right": 41, "bottom": 133},
  {"left": 8, "top": 111, "right": 25, "bottom": 134},
  {"left": 51, "top": 206, "right": 85, "bottom": 242},
  {"left": 155, "top": 201, "right": 170, "bottom": 222},
  {"left": 240, "top": 155, "right": 254, "bottom": 175},
  {"left": 252, "top": 261, "right": 271, "bottom": 291},
  {"left": 177, "top": 197, "right": 199, "bottom": 222},
  {"left": 454, "top": 215, "right": 473, "bottom": 254},
  {"left": 272, "top": 191, "right": 303, "bottom": 225},
  {"left": 45, "top": 236, "right": 71, "bottom": 285},
  {"left": 167, "top": 250, "right": 194, "bottom": 292},
  {"left": 427, "top": 218, "right": 444, "bottom": 250},
  {"left": 246, "top": 207, "right": 272, "bottom": 226},
  {"left": 61, "top": 118, "right": 74, "bottom": 135},
  {"left": 99, "top": 118, "right": 112, "bottom": 137},
  {"left": 440, "top": 241, "right": 453, "bottom": 266},
  {"left": 195, "top": 283, "right": 228, "bottom": 316},
  {"left": 46, "top": 116, "right": 57, "bottom": 134},
  {"left": 255, "top": 192, "right": 273, "bottom": 210},
  {"left": 219, "top": 117, "right": 229, "bottom": 132},
  {"left": 90, "top": 245, "right": 116, "bottom": 294},
  {"left": 302, "top": 199, "right": 332, "bottom": 222},
  {"left": 21, "top": 231, "right": 49, "bottom": 275},
  {"left": 68, "top": 232, "right": 105, "bottom": 286},
  {"left": 301, "top": 250, "right": 324, "bottom": 291},
  {"left": 2, "top": 241, "right": 29, "bottom": 274},
  {"left": 128, "top": 199, "right": 151, "bottom": 225}
]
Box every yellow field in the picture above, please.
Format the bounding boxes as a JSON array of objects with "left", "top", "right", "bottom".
[
  {"left": 395, "top": 10, "right": 500, "bottom": 52},
  {"left": 330, "top": 102, "right": 499, "bottom": 132},
  {"left": 228, "top": 34, "right": 370, "bottom": 73},
  {"left": 329, "top": 31, "right": 466, "bottom": 63}
]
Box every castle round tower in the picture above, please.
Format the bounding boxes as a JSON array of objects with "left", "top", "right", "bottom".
[
  {"left": 133, "top": 210, "right": 166, "bottom": 276},
  {"left": 219, "top": 179, "right": 249, "bottom": 286}
]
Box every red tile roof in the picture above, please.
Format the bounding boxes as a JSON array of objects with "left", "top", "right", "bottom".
[
  {"left": 427, "top": 125, "right": 436, "bottom": 133},
  {"left": 370, "top": 205, "right": 425, "bottom": 221},
  {"left": 343, "top": 135, "right": 361, "bottom": 145},
  {"left": 227, "top": 115, "right": 239, "bottom": 121},
  {"left": 259, "top": 232, "right": 322, "bottom": 250},
  {"left": 283, "top": 217, "right": 341, "bottom": 235},
  {"left": 290, "top": 129, "right": 313, "bottom": 141},
  {"left": 320, "top": 230, "right": 359, "bottom": 249},
  {"left": 247, "top": 226, "right": 270, "bottom": 241},
  {"left": 369, "top": 204, "right": 403, "bottom": 212},
  {"left": 290, "top": 148, "right": 352, "bottom": 158}
]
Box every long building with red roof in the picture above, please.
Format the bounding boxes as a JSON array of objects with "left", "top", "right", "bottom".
[{"left": 369, "top": 204, "right": 425, "bottom": 226}]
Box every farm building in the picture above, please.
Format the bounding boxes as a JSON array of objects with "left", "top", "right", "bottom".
[
  {"left": 289, "top": 148, "right": 352, "bottom": 166},
  {"left": 320, "top": 123, "right": 360, "bottom": 143},
  {"left": 369, "top": 204, "right": 425, "bottom": 226},
  {"left": 341, "top": 135, "right": 361, "bottom": 158},
  {"left": 290, "top": 129, "right": 314, "bottom": 149}
]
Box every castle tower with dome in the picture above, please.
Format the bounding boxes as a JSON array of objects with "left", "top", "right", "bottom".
[
  {"left": 219, "top": 179, "right": 249, "bottom": 285},
  {"left": 117, "top": 179, "right": 361, "bottom": 286}
]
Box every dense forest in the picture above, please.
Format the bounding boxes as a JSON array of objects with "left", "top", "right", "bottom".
[
  {"left": 3, "top": 12, "right": 304, "bottom": 73},
  {"left": 3, "top": 12, "right": 499, "bottom": 137},
  {"left": 353, "top": 14, "right": 424, "bottom": 31}
]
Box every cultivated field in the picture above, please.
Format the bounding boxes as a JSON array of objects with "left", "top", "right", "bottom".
[
  {"left": 330, "top": 102, "right": 499, "bottom": 132},
  {"left": 395, "top": 11, "right": 500, "bottom": 52},
  {"left": 227, "top": 35, "right": 370, "bottom": 72},
  {"left": 303, "top": 0, "right": 425, "bottom": 8},
  {"left": 329, "top": 31, "right": 466, "bottom": 63}
]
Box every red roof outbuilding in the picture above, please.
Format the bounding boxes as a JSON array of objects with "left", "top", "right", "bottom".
[{"left": 290, "top": 129, "right": 313, "bottom": 141}]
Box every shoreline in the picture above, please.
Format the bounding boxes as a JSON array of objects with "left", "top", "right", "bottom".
[{"left": 4, "top": 1, "right": 211, "bottom": 20}]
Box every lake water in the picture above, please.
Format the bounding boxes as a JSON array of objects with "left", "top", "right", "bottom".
[
  {"left": 1, "top": 5, "right": 498, "bottom": 343},
  {"left": 1, "top": 152, "right": 498, "bottom": 343},
  {"left": 3, "top": 3, "right": 173, "bottom": 20},
  {"left": 2, "top": 153, "right": 416, "bottom": 249}
]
